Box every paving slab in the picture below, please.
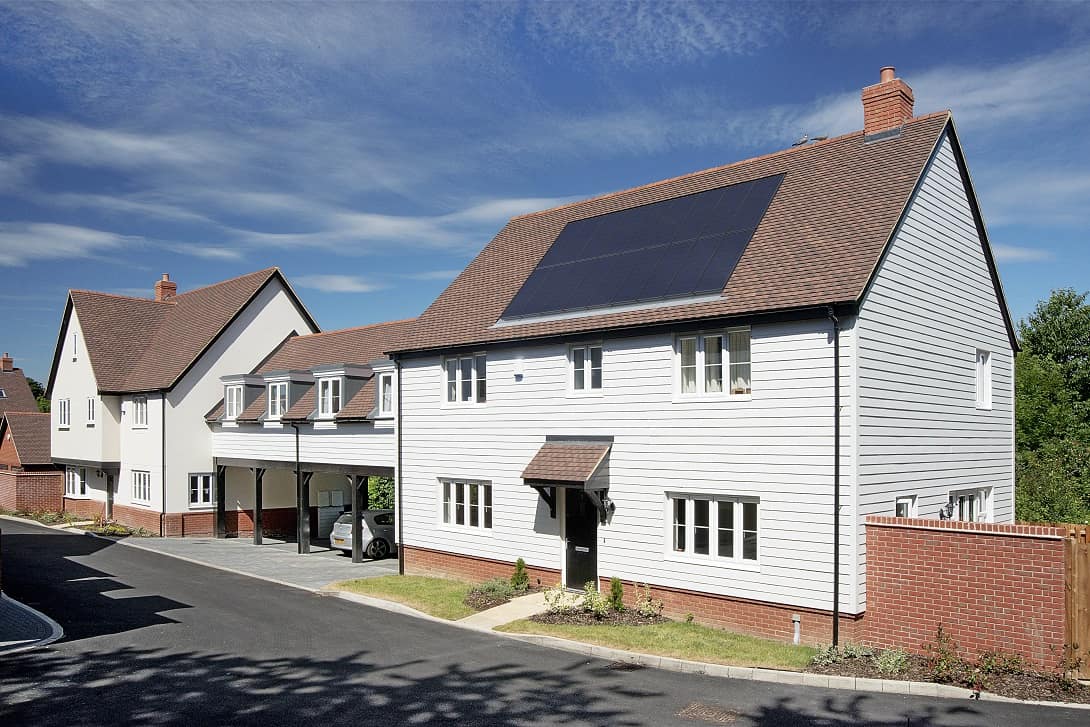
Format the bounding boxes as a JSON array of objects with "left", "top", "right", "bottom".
[{"left": 456, "top": 591, "right": 546, "bottom": 629}]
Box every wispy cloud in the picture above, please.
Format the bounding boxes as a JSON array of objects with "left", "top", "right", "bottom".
[
  {"left": 294, "top": 274, "right": 385, "bottom": 294},
  {"left": 0, "top": 223, "right": 134, "bottom": 267},
  {"left": 977, "top": 167, "right": 1090, "bottom": 228},
  {"left": 992, "top": 244, "right": 1054, "bottom": 263},
  {"left": 401, "top": 269, "right": 464, "bottom": 281}
]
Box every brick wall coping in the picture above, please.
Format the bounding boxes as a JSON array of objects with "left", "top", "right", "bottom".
[{"left": 865, "top": 515, "right": 1073, "bottom": 539}]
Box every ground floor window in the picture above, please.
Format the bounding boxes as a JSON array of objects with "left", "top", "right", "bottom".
[
  {"left": 189, "top": 473, "right": 214, "bottom": 508},
  {"left": 441, "top": 479, "right": 492, "bottom": 530},
  {"left": 65, "top": 466, "right": 87, "bottom": 497},
  {"left": 950, "top": 487, "right": 991, "bottom": 523},
  {"left": 669, "top": 493, "right": 758, "bottom": 562},
  {"left": 132, "top": 470, "right": 152, "bottom": 504}
]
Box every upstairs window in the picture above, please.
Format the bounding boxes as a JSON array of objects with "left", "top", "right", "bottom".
[
  {"left": 317, "top": 378, "right": 342, "bottom": 418},
  {"left": 132, "top": 396, "right": 148, "bottom": 428},
  {"left": 669, "top": 494, "right": 758, "bottom": 563},
  {"left": 58, "top": 398, "right": 71, "bottom": 428},
  {"left": 445, "top": 354, "right": 486, "bottom": 404},
  {"left": 572, "top": 344, "right": 603, "bottom": 391},
  {"left": 86, "top": 397, "right": 96, "bottom": 426},
  {"left": 225, "top": 385, "right": 243, "bottom": 420},
  {"left": 378, "top": 373, "right": 394, "bottom": 417},
  {"left": 975, "top": 350, "right": 992, "bottom": 409},
  {"left": 677, "top": 329, "right": 751, "bottom": 396},
  {"left": 268, "top": 382, "right": 288, "bottom": 420}
]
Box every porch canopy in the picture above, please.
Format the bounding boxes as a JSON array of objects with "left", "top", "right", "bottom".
[{"left": 522, "top": 438, "right": 613, "bottom": 523}]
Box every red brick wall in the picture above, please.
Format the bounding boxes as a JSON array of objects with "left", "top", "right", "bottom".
[
  {"left": 160, "top": 507, "right": 298, "bottom": 538},
  {"left": 63, "top": 496, "right": 106, "bottom": 521},
  {"left": 864, "top": 516, "right": 1069, "bottom": 667},
  {"left": 403, "top": 546, "right": 560, "bottom": 587},
  {"left": 0, "top": 429, "right": 20, "bottom": 469},
  {"left": 111, "top": 502, "right": 163, "bottom": 535},
  {"left": 1, "top": 471, "right": 63, "bottom": 512}
]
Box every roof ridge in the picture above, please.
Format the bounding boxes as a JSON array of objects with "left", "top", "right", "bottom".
[
  {"left": 290, "top": 317, "right": 417, "bottom": 339},
  {"left": 172, "top": 267, "right": 278, "bottom": 299},
  {"left": 69, "top": 289, "right": 172, "bottom": 304},
  {"left": 511, "top": 110, "right": 952, "bottom": 222}
]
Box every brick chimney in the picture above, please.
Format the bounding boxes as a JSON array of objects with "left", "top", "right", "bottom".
[
  {"left": 862, "top": 66, "right": 914, "bottom": 139},
  {"left": 154, "top": 273, "right": 177, "bottom": 302},
  {"left": 1, "top": 352, "right": 12, "bottom": 372}
]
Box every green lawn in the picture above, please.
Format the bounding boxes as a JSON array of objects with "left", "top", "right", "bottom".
[
  {"left": 496, "top": 619, "right": 817, "bottom": 671},
  {"left": 332, "top": 575, "right": 476, "bottom": 620}
]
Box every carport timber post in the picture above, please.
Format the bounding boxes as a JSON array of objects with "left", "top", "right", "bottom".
[
  {"left": 214, "top": 463, "right": 227, "bottom": 538},
  {"left": 252, "top": 467, "right": 266, "bottom": 545},
  {"left": 349, "top": 474, "right": 369, "bottom": 563}
]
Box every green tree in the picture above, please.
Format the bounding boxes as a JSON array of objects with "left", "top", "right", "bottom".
[
  {"left": 368, "top": 476, "right": 395, "bottom": 510},
  {"left": 25, "top": 376, "right": 50, "bottom": 413},
  {"left": 1018, "top": 288, "right": 1090, "bottom": 405}
]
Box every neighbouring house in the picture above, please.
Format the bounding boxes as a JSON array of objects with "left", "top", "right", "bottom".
[
  {"left": 0, "top": 353, "right": 63, "bottom": 512},
  {"left": 46, "top": 269, "right": 319, "bottom": 535},
  {"left": 204, "top": 319, "right": 414, "bottom": 544},
  {"left": 387, "top": 67, "right": 1016, "bottom": 646}
]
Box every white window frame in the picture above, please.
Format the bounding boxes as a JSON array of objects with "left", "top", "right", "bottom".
[
  {"left": 949, "top": 487, "right": 992, "bottom": 523},
  {"left": 188, "top": 473, "right": 214, "bottom": 509},
  {"left": 316, "top": 377, "right": 342, "bottom": 419},
  {"left": 443, "top": 353, "right": 486, "bottom": 405},
  {"left": 132, "top": 396, "right": 148, "bottom": 428},
  {"left": 224, "top": 385, "right": 243, "bottom": 420},
  {"left": 86, "top": 397, "right": 96, "bottom": 427},
  {"left": 267, "top": 382, "right": 289, "bottom": 420},
  {"left": 132, "top": 470, "right": 152, "bottom": 504},
  {"left": 975, "top": 349, "right": 992, "bottom": 410},
  {"left": 570, "top": 343, "right": 603, "bottom": 393},
  {"left": 439, "top": 479, "right": 493, "bottom": 531},
  {"left": 64, "top": 466, "right": 87, "bottom": 497},
  {"left": 895, "top": 495, "right": 917, "bottom": 518},
  {"left": 0, "top": 388, "right": 6, "bottom": 399},
  {"left": 57, "top": 398, "right": 71, "bottom": 429},
  {"left": 378, "top": 372, "right": 394, "bottom": 417},
  {"left": 676, "top": 328, "right": 751, "bottom": 398},
  {"left": 666, "top": 493, "right": 759, "bottom": 567},
  {"left": 71, "top": 331, "right": 78, "bottom": 362}
]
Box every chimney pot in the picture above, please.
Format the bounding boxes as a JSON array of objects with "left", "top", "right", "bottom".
[
  {"left": 880, "top": 66, "right": 896, "bottom": 83},
  {"left": 154, "top": 273, "right": 178, "bottom": 302},
  {"left": 862, "top": 65, "right": 915, "bottom": 138}
]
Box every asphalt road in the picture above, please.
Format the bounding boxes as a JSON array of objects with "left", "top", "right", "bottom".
[{"left": 0, "top": 519, "right": 1082, "bottom": 726}]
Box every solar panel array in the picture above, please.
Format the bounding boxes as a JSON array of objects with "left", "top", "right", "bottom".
[{"left": 502, "top": 173, "right": 784, "bottom": 320}]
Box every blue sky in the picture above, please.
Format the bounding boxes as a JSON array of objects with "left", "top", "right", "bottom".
[{"left": 2, "top": 1, "right": 1089, "bottom": 383}]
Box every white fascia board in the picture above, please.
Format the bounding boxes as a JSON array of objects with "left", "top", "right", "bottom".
[
  {"left": 262, "top": 369, "right": 315, "bottom": 384},
  {"left": 220, "top": 374, "right": 265, "bottom": 386},
  {"left": 311, "top": 363, "right": 372, "bottom": 379}
]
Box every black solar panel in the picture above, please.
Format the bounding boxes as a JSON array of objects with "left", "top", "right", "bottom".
[{"left": 502, "top": 173, "right": 784, "bottom": 319}]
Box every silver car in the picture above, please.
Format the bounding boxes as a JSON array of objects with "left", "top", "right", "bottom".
[{"left": 329, "top": 509, "right": 395, "bottom": 559}]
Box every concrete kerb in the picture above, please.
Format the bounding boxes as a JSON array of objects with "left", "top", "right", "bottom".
[
  {"left": 5, "top": 515, "right": 1088, "bottom": 711},
  {"left": 0, "top": 593, "right": 64, "bottom": 655}
]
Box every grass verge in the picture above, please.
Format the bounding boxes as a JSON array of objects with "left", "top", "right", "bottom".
[
  {"left": 0, "top": 508, "right": 80, "bottom": 526},
  {"left": 496, "top": 619, "right": 816, "bottom": 671},
  {"left": 332, "top": 575, "right": 476, "bottom": 621}
]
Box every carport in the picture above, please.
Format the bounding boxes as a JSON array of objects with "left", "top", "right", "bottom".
[{"left": 213, "top": 457, "right": 393, "bottom": 563}]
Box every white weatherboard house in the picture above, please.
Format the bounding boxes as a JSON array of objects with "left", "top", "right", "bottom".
[
  {"left": 47, "top": 268, "right": 319, "bottom": 535},
  {"left": 205, "top": 319, "right": 413, "bottom": 550},
  {"left": 388, "top": 68, "right": 1016, "bottom": 645}
]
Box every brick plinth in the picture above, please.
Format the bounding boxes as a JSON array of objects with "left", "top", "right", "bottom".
[
  {"left": 111, "top": 502, "right": 164, "bottom": 535},
  {"left": 864, "top": 516, "right": 1068, "bottom": 668},
  {"left": 63, "top": 497, "right": 106, "bottom": 521},
  {"left": 403, "top": 545, "right": 560, "bottom": 587},
  {"left": 161, "top": 507, "right": 298, "bottom": 538},
  {"left": 0, "top": 471, "right": 63, "bottom": 512}
]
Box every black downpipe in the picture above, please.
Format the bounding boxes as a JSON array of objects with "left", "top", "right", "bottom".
[
  {"left": 827, "top": 307, "right": 841, "bottom": 647},
  {"left": 395, "top": 357, "right": 405, "bottom": 575}
]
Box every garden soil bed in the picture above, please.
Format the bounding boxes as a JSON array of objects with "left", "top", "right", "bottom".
[
  {"left": 529, "top": 611, "right": 670, "bottom": 627},
  {"left": 463, "top": 586, "right": 543, "bottom": 612},
  {"left": 809, "top": 655, "right": 1090, "bottom": 704}
]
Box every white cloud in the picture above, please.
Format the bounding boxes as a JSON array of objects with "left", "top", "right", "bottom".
[
  {"left": 294, "top": 274, "right": 385, "bottom": 294},
  {"left": 401, "top": 269, "right": 464, "bottom": 281},
  {"left": 977, "top": 168, "right": 1090, "bottom": 228},
  {"left": 174, "top": 245, "right": 244, "bottom": 261},
  {"left": 0, "top": 222, "right": 133, "bottom": 267},
  {"left": 991, "top": 244, "right": 1054, "bottom": 263}
]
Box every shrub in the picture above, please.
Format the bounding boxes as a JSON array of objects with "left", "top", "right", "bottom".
[
  {"left": 582, "top": 581, "right": 611, "bottom": 619},
  {"left": 634, "top": 582, "right": 663, "bottom": 618},
  {"left": 684, "top": 613, "right": 695, "bottom": 624},
  {"left": 976, "top": 650, "right": 1025, "bottom": 676},
  {"left": 841, "top": 643, "right": 875, "bottom": 660},
  {"left": 810, "top": 645, "right": 841, "bottom": 667},
  {"left": 875, "top": 648, "right": 909, "bottom": 676},
  {"left": 471, "top": 578, "right": 516, "bottom": 601},
  {"left": 511, "top": 558, "right": 529, "bottom": 592},
  {"left": 923, "top": 626, "right": 971, "bottom": 684},
  {"left": 543, "top": 584, "right": 581, "bottom": 614},
  {"left": 608, "top": 577, "right": 625, "bottom": 612}
]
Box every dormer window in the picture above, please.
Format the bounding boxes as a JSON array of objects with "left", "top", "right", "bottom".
[
  {"left": 225, "top": 385, "right": 243, "bottom": 420},
  {"left": 268, "top": 382, "right": 288, "bottom": 420},
  {"left": 378, "top": 373, "right": 394, "bottom": 417},
  {"left": 317, "top": 377, "right": 342, "bottom": 418}
]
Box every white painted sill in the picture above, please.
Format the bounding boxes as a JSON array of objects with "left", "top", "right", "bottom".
[
  {"left": 672, "top": 392, "right": 753, "bottom": 404},
  {"left": 435, "top": 523, "right": 495, "bottom": 537},
  {"left": 663, "top": 552, "right": 761, "bottom": 572}
]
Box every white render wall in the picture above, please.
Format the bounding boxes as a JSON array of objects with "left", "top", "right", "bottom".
[
  {"left": 855, "top": 132, "right": 1015, "bottom": 605},
  {"left": 50, "top": 311, "right": 121, "bottom": 465},
  {"left": 116, "top": 392, "right": 165, "bottom": 513},
  {"left": 399, "top": 319, "right": 858, "bottom": 614},
  {"left": 164, "top": 281, "right": 317, "bottom": 513}
]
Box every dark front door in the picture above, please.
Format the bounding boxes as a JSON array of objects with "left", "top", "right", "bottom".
[{"left": 564, "top": 489, "right": 598, "bottom": 590}]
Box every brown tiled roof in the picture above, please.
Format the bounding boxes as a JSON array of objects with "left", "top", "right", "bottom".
[
  {"left": 1, "top": 411, "right": 53, "bottom": 465},
  {"left": 283, "top": 385, "right": 316, "bottom": 421},
  {"left": 0, "top": 368, "right": 39, "bottom": 414},
  {"left": 336, "top": 378, "right": 377, "bottom": 421},
  {"left": 394, "top": 112, "right": 951, "bottom": 352},
  {"left": 58, "top": 268, "right": 315, "bottom": 394},
  {"left": 236, "top": 391, "right": 267, "bottom": 423},
  {"left": 521, "top": 442, "right": 611, "bottom": 484}
]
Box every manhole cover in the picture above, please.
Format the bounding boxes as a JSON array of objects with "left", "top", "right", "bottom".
[
  {"left": 677, "top": 702, "right": 738, "bottom": 724},
  {"left": 605, "top": 661, "right": 645, "bottom": 671}
]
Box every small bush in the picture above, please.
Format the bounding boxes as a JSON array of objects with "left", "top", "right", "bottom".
[
  {"left": 684, "top": 613, "right": 695, "bottom": 624},
  {"left": 471, "top": 578, "right": 516, "bottom": 601},
  {"left": 608, "top": 577, "right": 625, "bottom": 612},
  {"left": 976, "top": 650, "right": 1025, "bottom": 676},
  {"left": 875, "top": 648, "right": 909, "bottom": 675},
  {"left": 582, "top": 581, "right": 611, "bottom": 619},
  {"left": 923, "top": 625, "right": 970, "bottom": 684},
  {"left": 841, "top": 643, "right": 875, "bottom": 660},
  {"left": 634, "top": 582, "right": 663, "bottom": 618},
  {"left": 511, "top": 558, "right": 530, "bottom": 592},
  {"left": 543, "top": 584, "right": 581, "bottom": 614},
  {"left": 810, "top": 645, "right": 841, "bottom": 667}
]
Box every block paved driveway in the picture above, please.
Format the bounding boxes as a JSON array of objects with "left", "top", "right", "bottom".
[{"left": 1, "top": 518, "right": 1086, "bottom": 727}]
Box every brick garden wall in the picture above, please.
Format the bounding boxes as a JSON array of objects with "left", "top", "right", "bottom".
[
  {"left": 0, "top": 471, "right": 63, "bottom": 513},
  {"left": 62, "top": 496, "right": 106, "bottom": 521},
  {"left": 864, "top": 516, "right": 1069, "bottom": 668}
]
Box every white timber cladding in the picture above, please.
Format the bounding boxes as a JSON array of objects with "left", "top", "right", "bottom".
[
  {"left": 211, "top": 424, "right": 395, "bottom": 470},
  {"left": 855, "top": 132, "right": 1015, "bottom": 607},
  {"left": 399, "top": 318, "right": 858, "bottom": 614}
]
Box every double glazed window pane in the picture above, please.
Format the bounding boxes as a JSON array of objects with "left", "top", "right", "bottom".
[
  {"left": 693, "top": 499, "right": 710, "bottom": 554},
  {"left": 381, "top": 375, "right": 393, "bottom": 413},
  {"left": 483, "top": 485, "right": 492, "bottom": 528},
  {"left": 573, "top": 347, "right": 586, "bottom": 390},
  {"left": 460, "top": 358, "right": 474, "bottom": 402},
  {"left": 680, "top": 338, "right": 697, "bottom": 393},
  {"left": 672, "top": 498, "right": 686, "bottom": 551},
  {"left": 442, "top": 482, "right": 451, "bottom": 523},
  {"left": 717, "top": 501, "right": 734, "bottom": 557},
  {"left": 704, "top": 336, "right": 723, "bottom": 393},
  {"left": 469, "top": 484, "right": 480, "bottom": 527},
  {"left": 455, "top": 483, "right": 465, "bottom": 525},
  {"left": 446, "top": 360, "right": 458, "bottom": 402},
  {"left": 475, "top": 355, "right": 487, "bottom": 403},
  {"left": 742, "top": 502, "right": 758, "bottom": 560},
  {"left": 729, "top": 330, "right": 751, "bottom": 394}
]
